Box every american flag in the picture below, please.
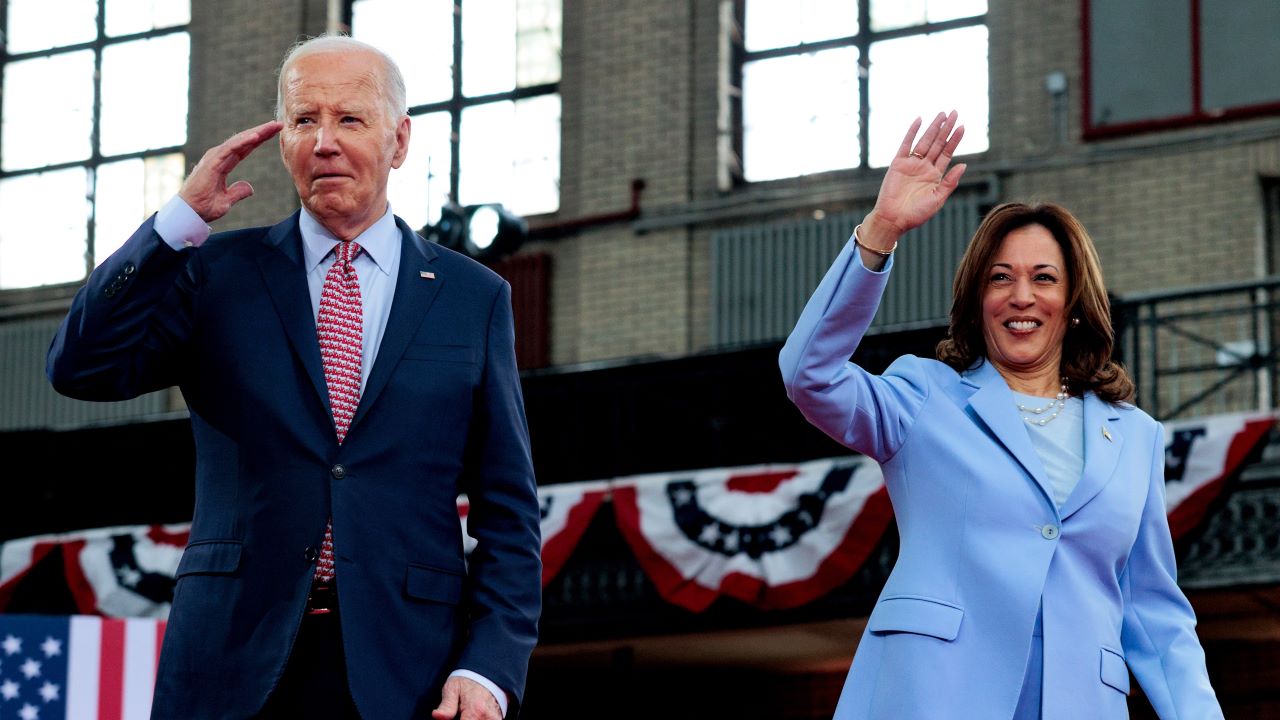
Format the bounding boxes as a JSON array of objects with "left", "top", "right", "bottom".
[{"left": 0, "top": 615, "right": 164, "bottom": 720}]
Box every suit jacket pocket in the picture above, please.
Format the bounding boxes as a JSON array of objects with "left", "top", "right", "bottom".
[
  {"left": 1100, "top": 646, "right": 1131, "bottom": 694},
  {"left": 866, "top": 595, "right": 964, "bottom": 641},
  {"left": 403, "top": 343, "right": 478, "bottom": 364},
  {"left": 175, "top": 540, "right": 243, "bottom": 577},
  {"left": 405, "top": 563, "right": 465, "bottom": 605}
]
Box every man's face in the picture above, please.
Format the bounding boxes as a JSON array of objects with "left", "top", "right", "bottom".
[{"left": 279, "top": 50, "right": 409, "bottom": 237}]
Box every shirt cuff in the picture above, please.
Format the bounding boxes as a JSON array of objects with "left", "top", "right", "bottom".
[
  {"left": 448, "top": 670, "right": 509, "bottom": 717},
  {"left": 154, "top": 195, "right": 211, "bottom": 250}
]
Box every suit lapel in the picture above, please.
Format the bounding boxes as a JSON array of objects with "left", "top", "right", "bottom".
[
  {"left": 962, "top": 362, "right": 1056, "bottom": 508},
  {"left": 255, "top": 212, "right": 331, "bottom": 416},
  {"left": 1060, "top": 394, "right": 1124, "bottom": 519},
  {"left": 350, "top": 219, "right": 442, "bottom": 430}
]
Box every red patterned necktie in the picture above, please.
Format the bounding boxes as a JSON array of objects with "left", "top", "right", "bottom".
[{"left": 314, "top": 240, "right": 363, "bottom": 584}]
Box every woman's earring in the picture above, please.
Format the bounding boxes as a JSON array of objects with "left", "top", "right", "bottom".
[{"left": 1070, "top": 317, "right": 1081, "bottom": 328}]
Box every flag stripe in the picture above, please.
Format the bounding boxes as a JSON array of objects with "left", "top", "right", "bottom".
[
  {"left": 99, "top": 619, "right": 125, "bottom": 720},
  {"left": 123, "top": 619, "right": 157, "bottom": 720},
  {"left": 68, "top": 616, "right": 102, "bottom": 719}
]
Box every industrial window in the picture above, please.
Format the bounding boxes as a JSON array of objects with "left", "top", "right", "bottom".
[
  {"left": 0, "top": 0, "right": 189, "bottom": 290},
  {"left": 732, "top": 0, "right": 988, "bottom": 183},
  {"left": 1085, "top": 0, "right": 1280, "bottom": 137},
  {"left": 348, "top": 0, "right": 561, "bottom": 230}
]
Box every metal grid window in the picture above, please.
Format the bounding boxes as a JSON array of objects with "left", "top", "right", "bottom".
[
  {"left": 732, "top": 0, "right": 987, "bottom": 183},
  {"left": 0, "top": 0, "right": 189, "bottom": 290},
  {"left": 347, "top": 0, "right": 561, "bottom": 231},
  {"left": 1084, "top": 0, "right": 1280, "bottom": 138}
]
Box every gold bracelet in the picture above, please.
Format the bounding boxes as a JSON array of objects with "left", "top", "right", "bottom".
[{"left": 853, "top": 223, "right": 897, "bottom": 256}]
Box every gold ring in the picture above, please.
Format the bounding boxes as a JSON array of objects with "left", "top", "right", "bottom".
[{"left": 909, "top": 151, "right": 926, "bottom": 159}]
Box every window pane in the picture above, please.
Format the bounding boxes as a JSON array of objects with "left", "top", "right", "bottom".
[
  {"left": 463, "top": 0, "right": 517, "bottom": 96},
  {"left": 93, "top": 154, "right": 184, "bottom": 265},
  {"left": 100, "top": 34, "right": 190, "bottom": 156},
  {"left": 742, "top": 48, "right": 859, "bottom": 181},
  {"left": 1201, "top": 0, "right": 1280, "bottom": 111},
  {"left": 352, "top": 0, "right": 455, "bottom": 107},
  {"left": 460, "top": 95, "right": 560, "bottom": 216},
  {"left": 105, "top": 0, "right": 190, "bottom": 36},
  {"left": 1089, "top": 0, "right": 1191, "bottom": 127},
  {"left": 0, "top": 168, "right": 91, "bottom": 289},
  {"left": 5, "top": 0, "right": 97, "bottom": 53},
  {"left": 745, "top": 0, "right": 858, "bottom": 52},
  {"left": 388, "top": 112, "right": 453, "bottom": 231},
  {"left": 517, "top": 0, "right": 562, "bottom": 87},
  {"left": 867, "top": 26, "right": 988, "bottom": 167},
  {"left": 870, "top": 0, "right": 986, "bottom": 32},
  {"left": 2, "top": 52, "right": 95, "bottom": 171}
]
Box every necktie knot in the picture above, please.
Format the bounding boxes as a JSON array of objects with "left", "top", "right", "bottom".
[{"left": 335, "top": 240, "right": 362, "bottom": 268}]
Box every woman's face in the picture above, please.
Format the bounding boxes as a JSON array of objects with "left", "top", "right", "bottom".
[{"left": 980, "top": 223, "right": 1070, "bottom": 382}]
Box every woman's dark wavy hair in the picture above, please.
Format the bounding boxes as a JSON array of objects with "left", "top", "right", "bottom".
[{"left": 935, "top": 202, "right": 1135, "bottom": 403}]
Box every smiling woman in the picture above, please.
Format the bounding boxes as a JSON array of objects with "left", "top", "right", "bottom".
[{"left": 778, "top": 114, "right": 1222, "bottom": 719}]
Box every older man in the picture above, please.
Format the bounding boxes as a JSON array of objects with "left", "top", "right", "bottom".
[{"left": 48, "top": 35, "right": 540, "bottom": 720}]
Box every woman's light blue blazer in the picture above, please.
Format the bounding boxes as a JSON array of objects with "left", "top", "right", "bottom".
[{"left": 779, "top": 238, "right": 1222, "bottom": 719}]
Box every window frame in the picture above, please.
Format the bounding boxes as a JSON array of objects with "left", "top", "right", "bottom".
[
  {"left": 343, "top": 0, "right": 561, "bottom": 215},
  {"left": 1082, "top": 0, "right": 1280, "bottom": 140},
  {"left": 730, "top": 0, "right": 987, "bottom": 185},
  {"left": 0, "top": 0, "right": 189, "bottom": 288}
]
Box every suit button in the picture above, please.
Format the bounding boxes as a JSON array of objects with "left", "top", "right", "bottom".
[
  {"left": 123, "top": 263, "right": 136, "bottom": 275},
  {"left": 1041, "top": 524, "right": 1060, "bottom": 540},
  {"left": 303, "top": 546, "right": 318, "bottom": 562},
  {"left": 330, "top": 464, "right": 346, "bottom": 480},
  {"left": 104, "top": 287, "right": 117, "bottom": 298}
]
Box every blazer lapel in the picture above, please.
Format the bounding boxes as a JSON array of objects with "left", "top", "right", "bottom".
[
  {"left": 350, "top": 219, "right": 442, "bottom": 430},
  {"left": 255, "top": 212, "right": 331, "bottom": 416},
  {"left": 1060, "top": 393, "right": 1124, "bottom": 519},
  {"left": 962, "top": 362, "right": 1056, "bottom": 508}
]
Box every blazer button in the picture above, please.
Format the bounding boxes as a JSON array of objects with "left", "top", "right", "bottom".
[
  {"left": 330, "top": 464, "right": 346, "bottom": 480},
  {"left": 303, "top": 546, "right": 319, "bottom": 562},
  {"left": 1041, "top": 524, "right": 1060, "bottom": 540},
  {"left": 123, "top": 262, "right": 136, "bottom": 275}
]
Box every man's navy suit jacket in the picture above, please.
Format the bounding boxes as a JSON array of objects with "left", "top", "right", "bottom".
[{"left": 47, "top": 211, "right": 542, "bottom": 719}]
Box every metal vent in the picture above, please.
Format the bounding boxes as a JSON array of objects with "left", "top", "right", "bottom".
[
  {"left": 0, "top": 317, "right": 168, "bottom": 431},
  {"left": 712, "top": 192, "right": 985, "bottom": 348}
]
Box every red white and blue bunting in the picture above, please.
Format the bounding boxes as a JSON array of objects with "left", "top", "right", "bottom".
[
  {"left": 0, "top": 410, "right": 1273, "bottom": 619},
  {"left": 613, "top": 458, "right": 891, "bottom": 612}
]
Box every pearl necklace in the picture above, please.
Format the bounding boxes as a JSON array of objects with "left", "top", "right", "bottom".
[{"left": 1016, "top": 381, "right": 1069, "bottom": 427}]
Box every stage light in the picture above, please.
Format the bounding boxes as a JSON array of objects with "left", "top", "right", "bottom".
[{"left": 423, "top": 203, "right": 527, "bottom": 263}]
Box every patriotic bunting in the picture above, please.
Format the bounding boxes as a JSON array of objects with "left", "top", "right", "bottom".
[
  {"left": 613, "top": 458, "right": 892, "bottom": 612},
  {"left": 0, "top": 410, "right": 1273, "bottom": 621}
]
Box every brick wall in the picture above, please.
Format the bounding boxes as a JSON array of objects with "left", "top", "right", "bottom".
[{"left": 173, "top": 0, "right": 1280, "bottom": 365}]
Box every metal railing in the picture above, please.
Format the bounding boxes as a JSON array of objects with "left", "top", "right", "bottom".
[{"left": 1115, "top": 276, "right": 1280, "bottom": 421}]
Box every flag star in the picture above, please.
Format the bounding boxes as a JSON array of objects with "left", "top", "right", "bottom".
[
  {"left": 722, "top": 529, "right": 740, "bottom": 552},
  {"left": 19, "top": 658, "right": 40, "bottom": 680},
  {"left": 1, "top": 635, "right": 20, "bottom": 656},
  {"left": 38, "top": 638, "right": 61, "bottom": 659},
  {"left": 18, "top": 703, "right": 38, "bottom": 720},
  {"left": 117, "top": 566, "right": 143, "bottom": 588},
  {"left": 0, "top": 679, "right": 18, "bottom": 700},
  {"left": 671, "top": 488, "right": 695, "bottom": 506},
  {"left": 698, "top": 523, "right": 720, "bottom": 544},
  {"left": 37, "top": 683, "right": 58, "bottom": 703},
  {"left": 769, "top": 525, "right": 792, "bottom": 546}
]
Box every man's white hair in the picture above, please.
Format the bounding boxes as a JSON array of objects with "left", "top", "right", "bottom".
[{"left": 275, "top": 34, "right": 408, "bottom": 122}]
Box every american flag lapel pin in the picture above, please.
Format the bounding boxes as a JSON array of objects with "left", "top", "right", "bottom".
[{"left": 419, "top": 271, "right": 436, "bottom": 280}]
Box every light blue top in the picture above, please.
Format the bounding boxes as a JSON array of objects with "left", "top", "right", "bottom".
[{"left": 1014, "top": 391, "right": 1085, "bottom": 509}]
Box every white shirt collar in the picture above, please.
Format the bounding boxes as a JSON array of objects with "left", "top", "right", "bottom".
[{"left": 299, "top": 205, "right": 399, "bottom": 277}]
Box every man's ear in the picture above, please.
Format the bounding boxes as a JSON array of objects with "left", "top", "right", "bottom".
[{"left": 391, "top": 115, "right": 411, "bottom": 170}]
